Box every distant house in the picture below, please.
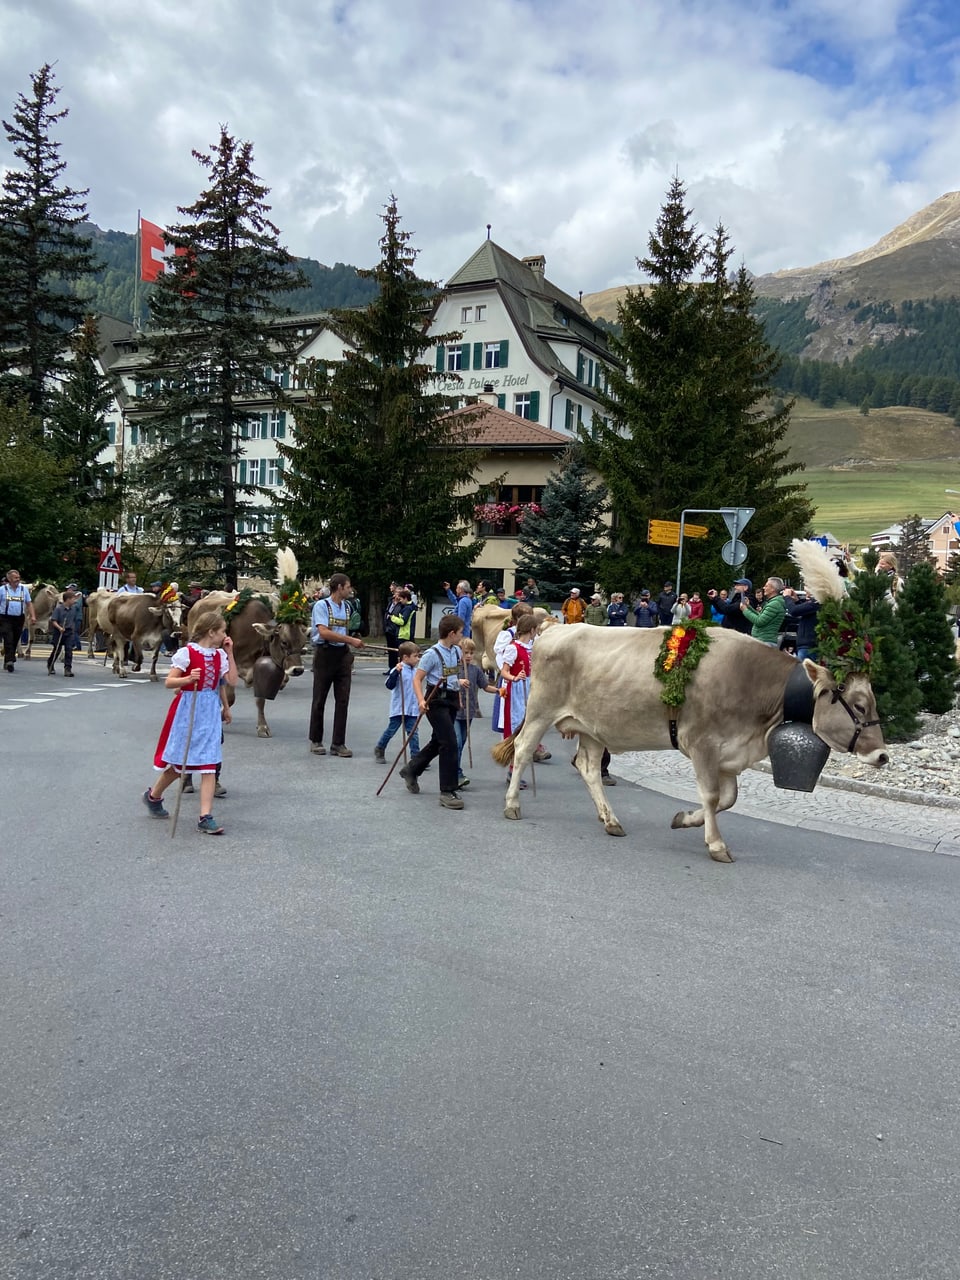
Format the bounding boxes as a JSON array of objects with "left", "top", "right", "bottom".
[{"left": 870, "top": 514, "right": 960, "bottom": 573}]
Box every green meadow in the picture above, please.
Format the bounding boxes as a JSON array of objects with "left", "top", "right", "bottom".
[{"left": 784, "top": 400, "right": 960, "bottom": 548}]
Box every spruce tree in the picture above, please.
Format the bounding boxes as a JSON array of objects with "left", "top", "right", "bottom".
[
  {"left": 514, "top": 446, "right": 609, "bottom": 600},
  {"left": 0, "top": 398, "right": 79, "bottom": 576},
  {"left": 898, "top": 561, "right": 957, "bottom": 714},
  {"left": 131, "top": 128, "right": 305, "bottom": 587},
  {"left": 0, "top": 64, "right": 99, "bottom": 413},
  {"left": 846, "top": 550, "right": 922, "bottom": 740},
  {"left": 896, "top": 513, "right": 934, "bottom": 576},
  {"left": 278, "top": 197, "right": 484, "bottom": 631},
  {"left": 46, "top": 315, "right": 121, "bottom": 577},
  {"left": 585, "top": 178, "right": 813, "bottom": 589}
]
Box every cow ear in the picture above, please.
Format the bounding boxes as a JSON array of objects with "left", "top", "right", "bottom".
[
  {"left": 802, "top": 657, "right": 833, "bottom": 689},
  {"left": 148, "top": 606, "right": 163, "bottom": 617},
  {"left": 252, "top": 621, "right": 275, "bottom": 638}
]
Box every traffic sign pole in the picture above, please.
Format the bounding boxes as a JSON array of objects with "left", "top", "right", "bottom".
[{"left": 675, "top": 508, "right": 755, "bottom": 596}]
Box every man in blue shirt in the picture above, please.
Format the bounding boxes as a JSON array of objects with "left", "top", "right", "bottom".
[
  {"left": 442, "top": 578, "right": 474, "bottom": 638},
  {"left": 0, "top": 569, "right": 36, "bottom": 672}
]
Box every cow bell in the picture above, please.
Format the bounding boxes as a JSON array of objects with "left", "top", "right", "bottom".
[
  {"left": 252, "top": 655, "right": 285, "bottom": 701},
  {"left": 767, "top": 721, "right": 831, "bottom": 792}
]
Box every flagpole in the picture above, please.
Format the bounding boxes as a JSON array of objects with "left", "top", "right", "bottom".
[{"left": 133, "top": 209, "right": 140, "bottom": 330}]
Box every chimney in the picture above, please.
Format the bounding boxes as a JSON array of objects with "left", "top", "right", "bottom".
[
  {"left": 477, "top": 382, "right": 499, "bottom": 406},
  {"left": 522, "top": 254, "right": 546, "bottom": 280}
]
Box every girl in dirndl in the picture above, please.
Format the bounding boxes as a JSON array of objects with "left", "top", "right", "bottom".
[
  {"left": 142, "top": 609, "right": 239, "bottom": 835},
  {"left": 494, "top": 612, "right": 538, "bottom": 788}
]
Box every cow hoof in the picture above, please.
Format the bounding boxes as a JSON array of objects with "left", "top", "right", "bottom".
[
  {"left": 670, "top": 811, "right": 690, "bottom": 829},
  {"left": 604, "top": 822, "right": 626, "bottom": 837},
  {"left": 257, "top": 726, "right": 271, "bottom": 738},
  {"left": 504, "top": 803, "right": 521, "bottom": 820},
  {"left": 708, "top": 844, "right": 735, "bottom": 864},
  {"left": 117, "top": 670, "right": 127, "bottom": 680},
  {"left": 149, "top": 672, "right": 159, "bottom": 682}
]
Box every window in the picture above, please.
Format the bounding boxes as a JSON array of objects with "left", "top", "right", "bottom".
[
  {"left": 266, "top": 458, "right": 281, "bottom": 486},
  {"left": 247, "top": 458, "right": 262, "bottom": 486},
  {"left": 269, "top": 410, "right": 286, "bottom": 439},
  {"left": 475, "top": 304, "right": 486, "bottom": 322},
  {"left": 447, "top": 344, "right": 464, "bottom": 372},
  {"left": 513, "top": 391, "right": 540, "bottom": 421},
  {"left": 476, "top": 484, "right": 544, "bottom": 537},
  {"left": 106, "top": 421, "right": 116, "bottom": 444},
  {"left": 129, "top": 424, "right": 139, "bottom": 446},
  {"left": 461, "top": 306, "right": 473, "bottom": 324},
  {"left": 484, "top": 342, "right": 501, "bottom": 369}
]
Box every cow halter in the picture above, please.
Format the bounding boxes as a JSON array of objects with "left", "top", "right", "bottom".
[{"left": 829, "top": 686, "right": 881, "bottom": 754}]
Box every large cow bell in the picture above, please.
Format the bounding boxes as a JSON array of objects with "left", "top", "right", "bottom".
[
  {"left": 768, "top": 721, "right": 831, "bottom": 792},
  {"left": 252, "top": 655, "right": 285, "bottom": 701}
]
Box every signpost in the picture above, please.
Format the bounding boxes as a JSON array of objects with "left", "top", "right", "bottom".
[
  {"left": 647, "top": 519, "right": 708, "bottom": 547},
  {"left": 675, "top": 508, "right": 755, "bottom": 595},
  {"left": 98, "top": 531, "right": 123, "bottom": 590}
]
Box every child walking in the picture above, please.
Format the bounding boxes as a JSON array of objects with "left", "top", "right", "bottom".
[
  {"left": 374, "top": 640, "right": 421, "bottom": 762},
  {"left": 455, "top": 637, "right": 499, "bottom": 788},
  {"left": 47, "top": 588, "right": 78, "bottom": 676},
  {"left": 494, "top": 611, "right": 538, "bottom": 790},
  {"left": 142, "top": 608, "right": 239, "bottom": 835},
  {"left": 398, "top": 615, "right": 470, "bottom": 809}
]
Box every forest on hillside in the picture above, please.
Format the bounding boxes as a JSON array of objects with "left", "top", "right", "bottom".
[{"left": 72, "top": 223, "right": 379, "bottom": 324}]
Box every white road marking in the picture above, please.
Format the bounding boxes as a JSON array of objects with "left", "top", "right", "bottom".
[
  {"left": 5, "top": 697, "right": 58, "bottom": 704},
  {"left": 0, "top": 703, "right": 28, "bottom": 710}
]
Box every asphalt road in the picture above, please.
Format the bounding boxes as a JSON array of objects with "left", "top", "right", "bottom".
[{"left": 2, "top": 652, "right": 959, "bottom": 1279}]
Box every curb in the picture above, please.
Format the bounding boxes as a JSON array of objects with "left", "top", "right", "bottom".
[{"left": 751, "top": 759, "right": 960, "bottom": 811}]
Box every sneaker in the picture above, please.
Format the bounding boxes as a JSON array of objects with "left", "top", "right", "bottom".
[
  {"left": 399, "top": 764, "right": 420, "bottom": 794},
  {"left": 374, "top": 746, "right": 386, "bottom": 762},
  {"left": 439, "top": 792, "right": 464, "bottom": 810},
  {"left": 329, "top": 744, "right": 353, "bottom": 758},
  {"left": 197, "top": 814, "right": 225, "bottom": 835},
  {"left": 532, "top": 746, "right": 552, "bottom": 762},
  {"left": 309, "top": 742, "right": 326, "bottom": 755},
  {"left": 457, "top": 774, "right": 470, "bottom": 788},
  {"left": 63, "top": 670, "right": 74, "bottom": 677},
  {"left": 602, "top": 774, "right": 617, "bottom": 786},
  {"left": 142, "top": 788, "right": 169, "bottom": 819},
  {"left": 5, "top": 662, "right": 14, "bottom": 672},
  {"left": 214, "top": 781, "right": 227, "bottom": 799}
]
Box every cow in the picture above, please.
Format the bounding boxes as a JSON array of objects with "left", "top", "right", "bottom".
[
  {"left": 104, "top": 592, "right": 184, "bottom": 680},
  {"left": 495, "top": 626, "right": 888, "bottom": 864},
  {"left": 219, "top": 597, "right": 307, "bottom": 737},
  {"left": 18, "top": 584, "right": 59, "bottom": 658},
  {"left": 84, "top": 589, "right": 116, "bottom": 658},
  {"left": 471, "top": 601, "right": 551, "bottom": 671}
]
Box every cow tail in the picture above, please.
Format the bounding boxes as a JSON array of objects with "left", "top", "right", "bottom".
[{"left": 491, "top": 718, "right": 525, "bottom": 767}]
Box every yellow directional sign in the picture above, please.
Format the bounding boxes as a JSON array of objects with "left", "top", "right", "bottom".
[{"left": 647, "top": 519, "right": 709, "bottom": 546}]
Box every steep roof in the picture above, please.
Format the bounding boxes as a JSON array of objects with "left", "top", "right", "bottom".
[
  {"left": 446, "top": 403, "right": 571, "bottom": 450},
  {"left": 444, "top": 241, "right": 619, "bottom": 386}
]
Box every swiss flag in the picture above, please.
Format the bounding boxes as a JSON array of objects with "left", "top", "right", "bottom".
[{"left": 140, "top": 217, "right": 171, "bottom": 282}]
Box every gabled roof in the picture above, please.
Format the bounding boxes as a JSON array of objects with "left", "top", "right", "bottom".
[
  {"left": 443, "top": 241, "right": 619, "bottom": 388},
  {"left": 446, "top": 403, "right": 572, "bottom": 450}
]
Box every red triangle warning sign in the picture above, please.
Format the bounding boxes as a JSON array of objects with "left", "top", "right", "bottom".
[{"left": 97, "top": 545, "right": 122, "bottom": 573}]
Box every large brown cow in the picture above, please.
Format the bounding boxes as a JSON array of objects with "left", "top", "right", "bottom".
[
  {"left": 221, "top": 598, "right": 307, "bottom": 737},
  {"left": 104, "top": 592, "right": 183, "bottom": 680},
  {"left": 471, "top": 601, "right": 551, "bottom": 671},
  {"left": 497, "top": 626, "right": 887, "bottom": 863},
  {"left": 18, "top": 584, "right": 59, "bottom": 658}
]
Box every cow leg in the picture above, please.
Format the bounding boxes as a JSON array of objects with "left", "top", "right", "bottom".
[
  {"left": 255, "top": 696, "right": 272, "bottom": 737},
  {"left": 111, "top": 636, "right": 126, "bottom": 678},
  {"left": 670, "top": 749, "right": 736, "bottom": 863},
  {"left": 503, "top": 708, "right": 552, "bottom": 820},
  {"left": 149, "top": 646, "right": 162, "bottom": 682},
  {"left": 575, "top": 735, "right": 624, "bottom": 836}
]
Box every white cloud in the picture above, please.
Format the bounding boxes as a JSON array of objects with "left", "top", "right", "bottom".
[{"left": 0, "top": 0, "right": 956, "bottom": 293}]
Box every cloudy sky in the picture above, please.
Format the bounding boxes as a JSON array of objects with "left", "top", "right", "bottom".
[{"left": 2, "top": 0, "right": 959, "bottom": 295}]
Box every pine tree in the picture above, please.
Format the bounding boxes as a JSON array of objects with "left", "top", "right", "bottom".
[
  {"left": 584, "top": 178, "right": 813, "bottom": 591},
  {"left": 130, "top": 129, "right": 306, "bottom": 587},
  {"left": 278, "top": 197, "right": 484, "bottom": 631},
  {"left": 846, "top": 550, "right": 922, "bottom": 740},
  {"left": 0, "top": 64, "right": 99, "bottom": 413},
  {"left": 46, "top": 315, "right": 121, "bottom": 577},
  {"left": 898, "top": 561, "right": 958, "bottom": 714},
  {"left": 0, "top": 398, "right": 80, "bottom": 576},
  {"left": 514, "top": 446, "right": 609, "bottom": 600}
]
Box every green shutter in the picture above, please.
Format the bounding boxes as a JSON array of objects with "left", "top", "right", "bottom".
[
  {"left": 436, "top": 345, "right": 444, "bottom": 372},
  {"left": 529, "top": 391, "right": 540, "bottom": 422},
  {"left": 277, "top": 456, "right": 284, "bottom": 476},
  {"left": 277, "top": 411, "right": 286, "bottom": 439},
  {"left": 107, "top": 422, "right": 116, "bottom": 444},
  {"left": 577, "top": 403, "right": 583, "bottom": 426},
  {"left": 261, "top": 413, "right": 269, "bottom": 439},
  {"left": 281, "top": 368, "right": 290, "bottom": 389},
  {"left": 460, "top": 343, "right": 470, "bottom": 369},
  {"left": 565, "top": 399, "right": 573, "bottom": 430},
  {"left": 129, "top": 424, "right": 138, "bottom": 445},
  {"left": 473, "top": 342, "right": 483, "bottom": 370},
  {"left": 499, "top": 339, "right": 509, "bottom": 368},
  {"left": 240, "top": 419, "right": 249, "bottom": 439},
  {"left": 577, "top": 353, "right": 585, "bottom": 382},
  {"left": 497, "top": 394, "right": 506, "bottom": 409},
  {"left": 239, "top": 460, "right": 247, "bottom": 484}
]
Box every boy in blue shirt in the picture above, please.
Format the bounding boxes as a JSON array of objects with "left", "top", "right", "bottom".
[
  {"left": 374, "top": 641, "right": 421, "bottom": 762},
  {"left": 399, "top": 616, "right": 470, "bottom": 809}
]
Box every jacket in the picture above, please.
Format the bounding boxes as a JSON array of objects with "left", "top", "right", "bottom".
[
  {"left": 712, "top": 591, "right": 754, "bottom": 635},
  {"left": 741, "top": 593, "right": 787, "bottom": 644},
  {"left": 562, "top": 596, "right": 586, "bottom": 624},
  {"left": 633, "top": 601, "right": 658, "bottom": 628},
  {"left": 607, "top": 602, "right": 628, "bottom": 627},
  {"left": 585, "top": 603, "right": 607, "bottom": 626},
  {"left": 784, "top": 596, "right": 820, "bottom": 649}
]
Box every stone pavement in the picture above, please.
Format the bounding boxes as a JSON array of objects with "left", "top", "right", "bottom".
[{"left": 612, "top": 748, "right": 960, "bottom": 857}]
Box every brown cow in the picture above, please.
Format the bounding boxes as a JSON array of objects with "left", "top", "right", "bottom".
[
  {"left": 221, "top": 598, "right": 307, "bottom": 737},
  {"left": 104, "top": 592, "right": 183, "bottom": 680},
  {"left": 18, "top": 584, "right": 59, "bottom": 658},
  {"left": 471, "top": 601, "right": 551, "bottom": 671},
  {"left": 496, "top": 626, "right": 888, "bottom": 863}
]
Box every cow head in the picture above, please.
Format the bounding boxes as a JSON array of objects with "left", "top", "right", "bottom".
[
  {"left": 252, "top": 619, "right": 306, "bottom": 682},
  {"left": 149, "top": 596, "right": 185, "bottom": 640},
  {"left": 804, "top": 660, "right": 888, "bottom": 765}
]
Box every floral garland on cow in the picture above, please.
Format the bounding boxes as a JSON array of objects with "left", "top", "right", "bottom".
[
  {"left": 788, "top": 538, "right": 873, "bottom": 683},
  {"left": 223, "top": 587, "right": 272, "bottom": 629},
  {"left": 653, "top": 618, "right": 712, "bottom": 707}
]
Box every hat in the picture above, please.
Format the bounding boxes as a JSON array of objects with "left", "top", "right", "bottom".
[
  {"left": 570, "top": 587, "right": 580, "bottom": 596},
  {"left": 150, "top": 580, "right": 163, "bottom": 590},
  {"left": 65, "top": 582, "right": 78, "bottom": 590},
  {"left": 733, "top": 577, "right": 752, "bottom": 589},
  {"left": 641, "top": 590, "right": 650, "bottom": 598},
  {"left": 591, "top": 593, "right": 601, "bottom": 600},
  {"left": 664, "top": 581, "right": 674, "bottom": 587}
]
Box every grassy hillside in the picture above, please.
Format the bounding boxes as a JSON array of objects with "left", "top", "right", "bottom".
[{"left": 784, "top": 399, "right": 960, "bottom": 545}]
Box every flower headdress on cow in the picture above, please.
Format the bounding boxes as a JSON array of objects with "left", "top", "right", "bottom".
[
  {"left": 273, "top": 547, "right": 310, "bottom": 625},
  {"left": 788, "top": 538, "right": 873, "bottom": 682}
]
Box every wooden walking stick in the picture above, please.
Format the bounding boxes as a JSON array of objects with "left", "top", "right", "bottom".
[
  {"left": 170, "top": 676, "right": 199, "bottom": 839},
  {"left": 460, "top": 654, "right": 473, "bottom": 769},
  {"left": 399, "top": 663, "right": 408, "bottom": 764}
]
